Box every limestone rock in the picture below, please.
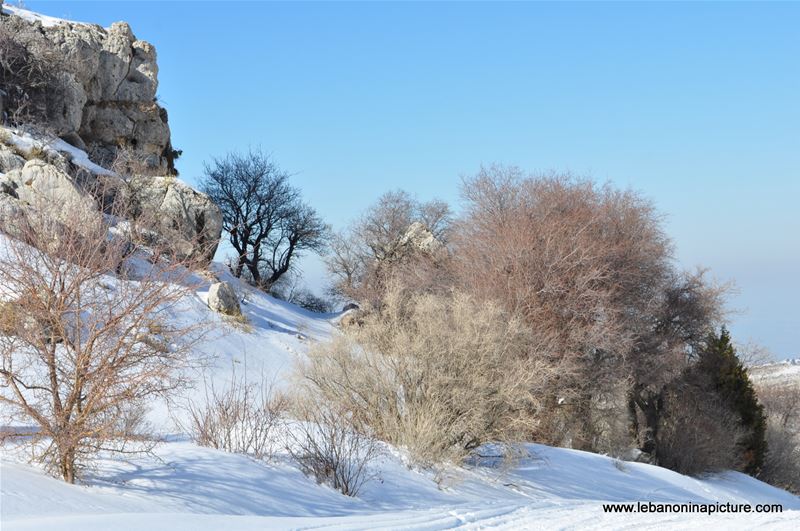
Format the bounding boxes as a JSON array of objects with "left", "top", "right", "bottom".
[
  {"left": 0, "top": 144, "right": 25, "bottom": 173},
  {"left": 4, "top": 159, "right": 97, "bottom": 213},
  {"left": 397, "top": 222, "right": 444, "bottom": 255},
  {"left": 129, "top": 176, "right": 223, "bottom": 263},
  {"left": 207, "top": 282, "right": 241, "bottom": 317},
  {"left": 2, "top": 9, "right": 173, "bottom": 172}
]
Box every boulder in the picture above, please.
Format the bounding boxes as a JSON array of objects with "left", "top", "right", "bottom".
[
  {"left": 341, "top": 302, "right": 360, "bottom": 312},
  {"left": 0, "top": 139, "right": 222, "bottom": 266},
  {"left": 207, "top": 281, "right": 241, "bottom": 317},
  {"left": 397, "top": 222, "right": 444, "bottom": 255},
  {"left": 0, "top": 193, "right": 27, "bottom": 239},
  {"left": 3, "top": 159, "right": 97, "bottom": 213},
  {"left": 0, "top": 144, "right": 26, "bottom": 173},
  {"left": 128, "top": 176, "right": 223, "bottom": 263}
]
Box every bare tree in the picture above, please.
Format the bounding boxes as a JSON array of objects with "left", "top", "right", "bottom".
[
  {"left": 452, "top": 166, "right": 727, "bottom": 457},
  {"left": 201, "top": 149, "right": 327, "bottom": 289},
  {"left": 756, "top": 382, "right": 800, "bottom": 493},
  {"left": 0, "top": 194, "right": 202, "bottom": 483},
  {"left": 326, "top": 190, "right": 452, "bottom": 303}
]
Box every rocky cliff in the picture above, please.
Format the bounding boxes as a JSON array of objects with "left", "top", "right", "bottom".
[
  {"left": 0, "top": 1, "right": 175, "bottom": 173},
  {"left": 0, "top": 3, "right": 221, "bottom": 265}
]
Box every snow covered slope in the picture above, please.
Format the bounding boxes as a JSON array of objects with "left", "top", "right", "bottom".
[
  {"left": 2, "top": 265, "right": 799, "bottom": 530},
  {"left": 3, "top": 439, "right": 799, "bottom": 530},
  {"left": 751, "top": 359, "right": 800, "bottom": 387}
]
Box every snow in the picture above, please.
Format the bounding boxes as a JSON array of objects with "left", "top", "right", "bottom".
[
  {"left": 751, "top": 359, "right": 800, "bottom": 386},
  {"left": 1, "top": 259, "right": 798, "bottom": 529},
  {"left": 1, "top": 157, "right": 798, "bottom": 527},
  {"left": 48, "top": 137, "right": 117, "bottom": 176},
  {"left": 2, "top": 1, "right": 796, "bottom": 526},
  {"left": 3, "top": 439, "right": 799, "bottom": 530},
  {"left": 1, "top": 128, "right": 116, "bottom": 177},
  {"left": 1, "top": 3, "right": 83, "bottom": 28}
]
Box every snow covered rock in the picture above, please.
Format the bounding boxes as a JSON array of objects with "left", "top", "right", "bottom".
[
  {"left": 397, "top": 221, "right": 444, "bottom": 255},
  {"left": 207, "top": 281, "right": 241, "bottom": 316},
  {"left": 2, "top": 159, "right": 97, "bottom": 213}
]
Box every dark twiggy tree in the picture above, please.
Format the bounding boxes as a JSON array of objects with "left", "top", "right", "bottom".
[{"left": 201, "top": 149, "right": 327, "bottom": 288}]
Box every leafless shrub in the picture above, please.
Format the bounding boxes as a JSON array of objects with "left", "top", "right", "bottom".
[
  {"left": 325, "top": 190, "right": 453, "bottom": 305},
  {"left": 756, "top": 383, "right": 800, "bottom": 493},
  {"left": 0, "top": 21, "right": 68, "bottom": 128},
  {"left": 107, "top": 145, "right": 163, "bottom": 178},
  {"left": 269, "top": 274, "right": 333, "bottom": 313},
  {"left": 736, "top": 341, "right": 774, "bottom": 368},
  {"left": 298, "top": 286, "right": 547, "bottom": 467},
  {"left": 286, "top": 398, "right": 380, "bottom": 497},
  {"left": 452, "top": 166, "right": 727, "bottom": 460},
  {"left": 187, "top": 370, "right": 288, "bottom": 461},
  {"left": 0, "top": 193, "right": 204, "bottom": 483}
]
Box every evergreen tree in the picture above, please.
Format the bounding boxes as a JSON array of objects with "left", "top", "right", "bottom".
[{"left": 694, "top": 327, "right": 767, "bottom": 475}]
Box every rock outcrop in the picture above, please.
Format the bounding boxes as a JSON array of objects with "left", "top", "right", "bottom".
[
  {"left": 396, "top": 222, "right": 444, "bottom": 255},
  {"left": 0, "top": 4, "right": 222, "bottom": 265},
  {"left": 207, "top": 282, "right": 241, "bottom": 317},
  {"left": 0, "top": 3, "right": 175, "bottom": 172},
  {"left": 127, "top": 175, "right": 223, "bottom": 264},
  {"left": 0, "top": 131, "right": 222, "bottom": 265},
  {"left": 1, "top": 159, "right": 97, "bottom": 213}
]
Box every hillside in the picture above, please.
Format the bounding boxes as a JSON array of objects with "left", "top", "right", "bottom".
[
  {"left": 1, "top": 261, "right": 798, "bottom": 530},
  {"left": 751, "top": 360, "right": 800, "bottom": 387}
]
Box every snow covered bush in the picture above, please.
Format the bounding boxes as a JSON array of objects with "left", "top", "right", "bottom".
[
  {"left": 297, "top": 286, "right": 547, "bottom": 467},
  {"left": 187, "top": 370, "right": 288, "bottom": 461}
]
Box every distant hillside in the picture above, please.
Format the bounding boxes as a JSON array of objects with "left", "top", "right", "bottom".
[{"left": 750, "top": 359, "right": 800, "bottom": 386}]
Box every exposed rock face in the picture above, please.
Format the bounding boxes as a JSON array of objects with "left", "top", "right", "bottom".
[
  {"left": 1, "top": 7, "right": 174, "bottom": 172},
  {"left": 396, "top": 222, "right": 444, "bottom": 255},
  {"left": 207, "top": 282, "right": 241, "bottom": 317},
  {"left": 0, "top": 133, "right": 222, "bottom": 265},
  {"left": 0, "top": 144, "right": 25, "bottom": 173},
  {"left": 0, "top": 6, "right": 222, "bottom": 266},
  {"left": 128, "top": 176, "right": 223, "bottom": 264},
  {"left": 2, "top": 159, "right": 97, "bottom": 213}
]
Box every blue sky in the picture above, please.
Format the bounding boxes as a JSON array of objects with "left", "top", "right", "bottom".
[{"left": 21, "top": 1, "right": 799, "bottom": 358}]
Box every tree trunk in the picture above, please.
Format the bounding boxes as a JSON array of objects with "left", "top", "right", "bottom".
[
  {"left": 234, "top": 255, "right": 245, "bottom": 278},
  {"left": 627, "top": 392, "right": 640, "bottom": 443},
  {"left": 633, "top": 389, "right": 664, "bottom": 460},
  {"left": 59, "top": 445, "right": 76, "bottom": 484}
]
